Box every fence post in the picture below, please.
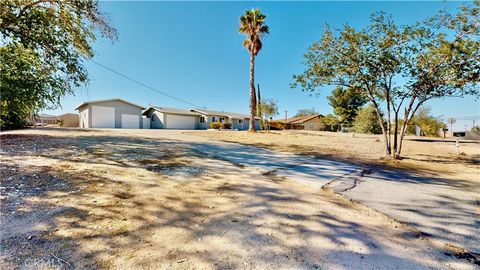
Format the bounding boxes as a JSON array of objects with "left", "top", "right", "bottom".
[{"left": 456, "top": 137, "right": 460, "bottom": 155}]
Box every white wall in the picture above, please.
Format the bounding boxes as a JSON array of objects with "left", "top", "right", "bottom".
[{"left": 142, "top": 118, "right": 151, "bottom": 129}]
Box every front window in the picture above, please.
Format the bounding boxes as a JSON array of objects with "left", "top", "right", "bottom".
[
  {"left": 219, "top": 117, "right": 225, "bottom": 123},
  {"left": 212, "top": 116, "right": 217, "bottom": 122},
  {"left": 238, "top": 119, "right": 243, "bottom": 124},
  {"left": 200, "top": 116, "right": 206, "bottom": 123}
]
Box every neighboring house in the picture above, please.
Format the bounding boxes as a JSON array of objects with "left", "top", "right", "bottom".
[
  {"left": 190, "top": 108, "right": 260, "bottom": 130},
  {"left": 57, "top": 113, "right": 79, "bottom": 127},
  {"left": 75, "top": 98, "right": 146, "bottom": 129},
  {"left": 284, "top": 114, "right": 326, "bottom": 131},
  {"left": 143, "top": 106, "right": 201, "bottom": 129},
  {"left": 36, "top": 113, "right": 57, "bottom": 126}
]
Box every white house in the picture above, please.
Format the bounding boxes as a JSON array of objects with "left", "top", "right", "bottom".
[
  {"left": 76, "top": 98, "right": 260, "bottom": 130},
  {"left": 143, "top": 106, "right": 260, "bottom": 130},
  {"left": 142, "top": 106, "right": 201, "bottom": 129},
  {"left": 76, "top": 98, "right": 147, "bottom": 129},
  {"left": 190, "top": 108, "right": 260, "bottom": 130}
]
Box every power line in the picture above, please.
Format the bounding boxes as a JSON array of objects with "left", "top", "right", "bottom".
[
  {"left": 91, "top": 60, "right": 203, "bottom": 108},
  {"left": 439, "top": 116, "right": 480, "bottom": 120}
]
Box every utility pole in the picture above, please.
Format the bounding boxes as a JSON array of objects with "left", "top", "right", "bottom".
[{"left": 285, "top": 110, "right": 288, "bottom": 121}]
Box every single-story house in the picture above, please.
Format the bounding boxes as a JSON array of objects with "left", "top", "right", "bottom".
[
  {"left": 190, "top": 108, "right": 260, "bottom": 130},
  {"left": 284, "top": 114, "right": 326, "bottom": 131},
  {"left": 142, "top": 106, "right": 260, "bottom": 130},
  {"left": 143, "top": 106, "right": 202, "bottom": 129},
  {"left": 75, "top": 98, "right": 147, "bottom": 129},
  {"left": 57, "top": 113, "right": 79, "bottom": 127}
]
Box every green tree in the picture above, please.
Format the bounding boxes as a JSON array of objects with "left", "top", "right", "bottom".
[
  {"left": 353, "top": 105, "right": 383, "bottom": 134},
  {"left": 406, "top": 106, "right": 445, "bottom": 137},
  {"left": 256, "top": 83, "right": 263, "bottom": 130},
  {"left": 294, "top": 108, "right": 318, "bottom": 117},
  {"left": 0, "top": 0, "right": 117, "bottom": 129},
  {"left": 292, "top": 2, "right": 479, "bottom": 158},
  {"left": 239, "top": 9, "right": 269, "bottom": 132},
  {"left": 323, "top": 114, "right": 340, "bottom": 131},
  {"left": 259, "top": 98, "right": 279, "bottom": 132},
  {"left": 327, "top": 86, "right": 367, "bottom": 123}
]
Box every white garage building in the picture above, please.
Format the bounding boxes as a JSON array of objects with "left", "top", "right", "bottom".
[{"left": 76, "top": 98, "right": 147, "bottom": 129}]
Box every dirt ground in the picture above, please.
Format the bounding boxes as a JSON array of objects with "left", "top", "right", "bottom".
[
  {"left": 0, "top": 128, "right": 475, "bottom": 269},
  {"left": 187, "top": 130, "right": 480, "bottom": 183}
]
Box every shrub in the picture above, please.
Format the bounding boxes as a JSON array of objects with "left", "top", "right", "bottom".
[
  {"left": 222, "top": 122, "right": 232, "bottom": 129},
  {"left": 323, "top": 114, "right": 340, "bottom": 132},
  {"left": 210, "top": 122, "right": 222, "bottom": 129},
  {"left": 270, "top": 120, "right": 286, "bottom": 130},
  {"left": 353, "top": 104, "right": 383, "bottom": 134},
  {"left": 406, "top": 106, "right": 445, "bottom": 137}
]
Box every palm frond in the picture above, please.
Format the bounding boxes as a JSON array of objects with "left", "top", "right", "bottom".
[{"left": 239, "top": 8, "right": 269, "bottom": 55}]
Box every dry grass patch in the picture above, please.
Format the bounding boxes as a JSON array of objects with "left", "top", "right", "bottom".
[{"left": 187, "top": 130, "right": 480, "bottom": 182}]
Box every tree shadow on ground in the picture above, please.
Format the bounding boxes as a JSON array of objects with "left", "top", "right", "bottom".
[{"left": 0, "top": 132, "right": 473, "bottom": 269}]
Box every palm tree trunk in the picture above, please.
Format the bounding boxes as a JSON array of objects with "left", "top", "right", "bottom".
[{"left": 249, "top": 54, "right": 256, "bottom": 132}]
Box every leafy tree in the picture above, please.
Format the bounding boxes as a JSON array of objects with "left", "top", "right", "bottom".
[
  {"left": 292, "top": 2, "right": 479, "bottom": 158},
  {"left": 323, "top": 114, "right": 340, "bottom": 131},
  {"left": 239, "top": 9, "right": 269, "bottom": 132},
  {"left": 472, "top": 125, "right": 480, "bottom": 132},
  {"left": 327, "top": 86, "right": 368, "bottom": 123},
  {"left": 294, "top": 108, "right": 319, "bottom": 117},
  {"left": 353, "top": 104, "right": 383, "bottom": 134},
  {"left": 0, "top": 0, "right": 117, "bottom": 129},
  {"left": 259, "top": 98, "right": 279, "bottom": 132},
  {"left": 406, "top": 106, "right": 445, "bottom": 137}
]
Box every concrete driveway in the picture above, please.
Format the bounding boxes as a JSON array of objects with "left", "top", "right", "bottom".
[
  {"left": 121, "top": 130, "right": 479, "bottom": 259},
  {"left": 332, "top": 169, "right": 480, "bottom": 254},
  {"left": 125, "top": 129, "right": 360, "bottom": 188}
]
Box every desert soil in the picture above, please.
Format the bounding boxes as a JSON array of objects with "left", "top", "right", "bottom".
[{"left": 0, "top": 128, "right": 476, "bottom": 269}]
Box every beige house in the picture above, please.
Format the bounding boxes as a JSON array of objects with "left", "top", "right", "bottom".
[
  {"left": 285, "top": 115, "right": 326, "bottom": 131},
  {"left": 57, "top": 113, "right": 79, "bottom": 127}
]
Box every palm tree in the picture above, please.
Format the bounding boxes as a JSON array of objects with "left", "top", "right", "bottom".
[{"left": 239, "top": 9, "right": 269, "bottom": 132}]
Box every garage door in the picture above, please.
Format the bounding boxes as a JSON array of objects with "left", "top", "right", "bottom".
[
  {"left": 165, "top": 114, "right": 196, "bottom": 129},
  {"left": 91, "top": 106, "right": 115, "bottom": 128},
  {"left": 121, "top": 114, "right": 140, "bottom": 129}
]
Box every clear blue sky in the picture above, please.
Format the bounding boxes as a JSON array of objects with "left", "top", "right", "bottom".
[{"left": 47, "top": 1, "right": 479, "bottom": 131}]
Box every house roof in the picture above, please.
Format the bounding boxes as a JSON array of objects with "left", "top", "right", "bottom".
[
  {"left": 191, "top": 108, "right": 260, "bottom": 119},
  {"left": 58, "top": 113, "right": 78, "bottom": 117},
  {"left": 74, "top": 98, "right": 145, "bottom": 110},
  {"left": 284, "top": 114, "right": 324, "bottom": 124},
  {"left": 143, "top": 106, "right": 201, "bottom": 116}
]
